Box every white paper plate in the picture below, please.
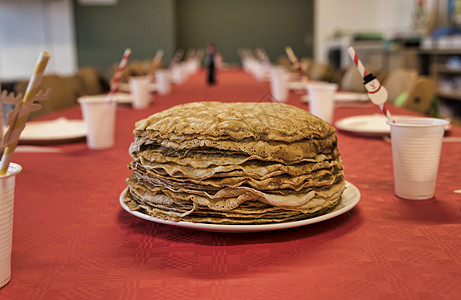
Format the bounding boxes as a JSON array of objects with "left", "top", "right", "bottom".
[
  {"left": 302, "top": 92, "right": 369, "bottom": 103},
  {"left": 119, "top": 181, "right": 360, "bottom": 233},
  {"left": 112, "top": 92, "right": 133, "bottom": 104},
  {"left": 288, "top": 81, "right": 307, "bottom": 91},
  {"left": 334, "top": 114, "right": 451, "bottom": 137},
  {"left": 19, "top": 117, "right": 86, "bottom": 144},
  {"left": 118, "top": 82, "right": 157, "bottom": 93},
  {"left": 334, "top": 92, "right": 369, "bottom": 102},
  {"left": 79, "top": 93, "right": 134, "bottom": 104}
]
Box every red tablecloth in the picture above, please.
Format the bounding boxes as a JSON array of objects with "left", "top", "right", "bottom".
[{"left": 1, "top": 69, "right": 461, "bottom": 299}]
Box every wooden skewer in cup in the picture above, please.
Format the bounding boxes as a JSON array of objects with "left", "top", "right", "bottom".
[
  {"left": 285, "top": 46, "right": 308, "bottom": 83},
  {"left": 0, "top": 51, "right": 50, "bottom": 175}
]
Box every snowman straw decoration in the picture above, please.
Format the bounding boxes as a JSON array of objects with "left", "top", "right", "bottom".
[{"left": 347, "top": 46, "right": 394, "bottom": 123}]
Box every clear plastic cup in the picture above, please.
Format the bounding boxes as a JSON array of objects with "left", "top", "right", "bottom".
[
  {"left": 78, "top": 96, "right": 117, "bottom": 150},
  {"left": 129, "top": 76, "right": 151, "bottom": 109},
  {"left": 306, "top": 82, "right": 338, "bottom": 123},
  {"left": 0, "top": 163, "right": 22, "bottom": 288},
  {"left": 387, "top": 117, "right": 449, "bottom": 200}
]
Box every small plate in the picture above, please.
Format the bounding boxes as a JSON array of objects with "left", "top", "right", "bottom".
[
  {"left": 119, "top": 181, "right": 360, "bottom": 233},
  {"left": 18, "top": 117, "right": 86, "bottom": 144},
  {"left": 112, "top": 92, "right": 133, "bottom": 104},
  {"left": 288, "top": 81, "right": 307, "bottom": 91},
  {"left": 79, "top": 93, "right": 133, "bottom": 104},
  {"left": 335, "top": 114, "right": 392, "bottom": 137},
  {"left": 334, "top": 92, "right": 369, "bottom": 102},
  {"left": 336, "top": 115, "right": 452, "bottom": 137},
  {"left": 301, "top": 92, "right": 369, "bottom": 103},
  {"left": 118, "top": 83, "right": 157, "bottom": 93}
]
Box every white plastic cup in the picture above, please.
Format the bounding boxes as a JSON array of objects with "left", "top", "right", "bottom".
[
  {"left": 155, "top": 70, "right": 171, "bottom": 95},
  {"left": 129, "top": 76, "right": 151, "bottom": 109},
  {"left": 388, "top": 118, "right": 449, "bottom": 200},
  {"left": 270, "top": 67, "right": 289, "bottom": 102},
  {"left": 306, "top": 82, "right": 338, "bottom": 123},
  {"left": 171, "top": 64, "right": 184, "bottom": 84},
  {"left": 253, "top": 62, "right": 267, "bottom": 81},
  {"left": 0, "top": 163, "right": 22, "bottom": 288},
  {"left": 78, "top": 96, "right": 117, "bottom": 150}
]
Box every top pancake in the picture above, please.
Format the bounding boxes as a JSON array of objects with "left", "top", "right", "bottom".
[{"left": 134, "top": 101, "right": 336, "bottom": 143}]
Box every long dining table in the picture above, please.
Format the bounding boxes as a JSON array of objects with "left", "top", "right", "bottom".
[{"left": 1, "top": 68, "right": 461, "bottom": 299}]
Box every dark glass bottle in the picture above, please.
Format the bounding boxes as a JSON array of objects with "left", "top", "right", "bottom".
[{"left": 206, "top": 43, "right": 216, "bottom": 85}]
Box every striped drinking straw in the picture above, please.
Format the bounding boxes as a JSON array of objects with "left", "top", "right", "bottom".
[
  {"left": 347, "top": 46, "right": 394, "bottom": 123},
  {"left": 0, "top": 51, "right": 50, "bottom": 175},
  {"left": 107, "top": 48, "right": 132, "bottom": 101},
  {"left": 285, "top": 46, "right": 308, "bottom": 84}
]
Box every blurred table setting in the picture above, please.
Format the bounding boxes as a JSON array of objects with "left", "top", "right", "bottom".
[{"left": 1, "top": 61, "right": 461, "bottom": 300}]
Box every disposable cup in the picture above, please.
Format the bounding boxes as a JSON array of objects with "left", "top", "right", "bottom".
[
  {"left": 387, "top": 117, "right": 449, "bottom": 200},
  {"left": 78, "top": 96, "right": 117, "bottom": 149},
  {"left": 171, "top": 64, "right": 184, "bottom": 84},
  {"left": 306, "top": 82, "right": 337, "bottom": 123},
  {"left": 0, "top": 163, "right": 22, "bottom": 288},
  {"left": 270, "top": 67, "right": 289, "bottom": 102},
  {"left": 129, "top": 76, "right": 151, "bottom": 109},
  {"left": 155, "top": 70, "right": 172, "bottom": 95}
]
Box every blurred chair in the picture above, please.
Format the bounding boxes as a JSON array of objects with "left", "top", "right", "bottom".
[
  {"left": 403, "top": 76, "right": 437, "bottom": 116},
  {"left": 339, "top": 64, "right": 366, "bottom": 92},
  {"left": 330, "top": 66, "right": 346, "bottom": 86},
  {"left": 127, "top": 60, "right": 151, "bottom": 77},
  {"left": 307, "top": 61, "right": 334, "bottom": 81},
  {"left": 299, "top": 58, "right": 311, "bottom": 75},
  {"left": 77, "top": 66, "right": 109, "bottom": 95},
  {"left": 383, "top": 68, "right": 418, "bottom": 103},
  {"left": 275, "top": 55, "right": 292, "bottom": 69},
  {"left": 63, "top": 73, "right": 87, "bottom": 98},
  {"left": 338, "top": 64, "right": 388, "bottom": 93},
  {"left": 14, "top": 74, "right": 80, "bottom": 119}
]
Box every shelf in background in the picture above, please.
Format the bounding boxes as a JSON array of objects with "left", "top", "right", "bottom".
[
  {"left": 437, "top": 90, "right": 461, "bottom": 101},
  {"left": 435, "top": 64, "right": 461, "bottom": 74}
]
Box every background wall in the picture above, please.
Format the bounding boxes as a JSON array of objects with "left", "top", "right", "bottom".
[
  {"left": 175, "top": 0, "right": 313, "bottom": 65},
  {"left": 73, "top": 0, "right": 313, "bottom": 74},
  {"left": 74, "top": 0, "right": 176, "bottom": 75}
]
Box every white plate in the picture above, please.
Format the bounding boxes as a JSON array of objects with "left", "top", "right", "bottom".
[
  {"left": 79, "top": 93, "right": 134, "bottom": 104},
  {"left": 19, "top": 117, "right": 86, "bottom": 144},
  {"left": 118, "top": 82, "right": 157, "bottom": 93},
  {"left": 334, "top": 92, "right": 369, "bottom": 102},
  {"left": 288, "top": 81, "right": 307, "bottom": 91},
  {"left": 112, "top": 92, "right": 133, "bottom": 104},
  {"left": 301, "top": 92, "right": 369, "bottom": 103},
  {"left": 119, "top": 181, "right": 360, "bottom": 233},
  {"left": 336, "top": 115, "right": 452, "bottom": 137},
  {"left": 335, "top": 114, "right": 416, "bottom": 137}
]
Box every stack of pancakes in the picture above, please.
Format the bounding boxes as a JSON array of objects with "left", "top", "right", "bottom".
[{"left": 123, "top": 101, "right": 346, "bottom": 224}]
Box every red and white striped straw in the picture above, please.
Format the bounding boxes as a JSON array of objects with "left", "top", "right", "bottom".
[
  {"left": 347, "top": 46, "right": 394, "bottom": 123},
  {"left": 285, "top": 46, "right": 308, "bottom": 83},
  {"left": 347, "top": 46, "right": 367, "bottom": 78},
  {"left": 108, "top": 48, "right": 132, "bottom": 100}
]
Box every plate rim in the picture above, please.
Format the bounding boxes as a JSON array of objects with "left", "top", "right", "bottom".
[
  {"left": 301, "top": 92, "right": 369, "bottom": 103},
  {"left": 19, "top": 119, "right": 87, "bottom": 142},
  {"left": 119, "top": 181, "right": 361, "bottom": 233},
  {"left": 118, "top": 83, "right": 157, "bottom": 93},
  {"left": 334, "top": 114, "right": 425, "bottom": 136}
]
